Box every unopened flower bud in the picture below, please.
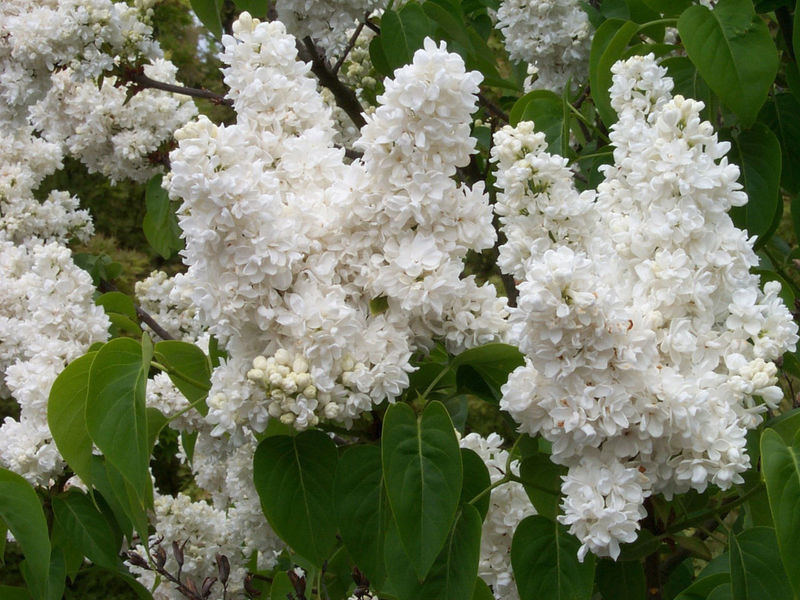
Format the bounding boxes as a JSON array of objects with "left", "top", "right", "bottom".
[
  {"left": 274, "top": 348, "right": 291, "bottom": 365},
  {"left": 280, "top": 412, "right": 296, "bottom": 425},
  {"left": 171, "top": 540, "right": 184, "bottom": 568},
  {"left": 216, "top": 554, "right": 230, "bottom": 584},
  {"left": 247, "top": 368, "right": 264, "bottom": 381},
  {"left": 201, "top": 576, "right": 217, "bottom": 597},
  {"left": 293, "top": 356, "right": 308, "bottom": 373},
  {"left": 252, "top": 355, "right": 269, "bottom": 371}
]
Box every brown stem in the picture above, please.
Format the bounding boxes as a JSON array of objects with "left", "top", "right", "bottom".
[
  {"left": 98, "top": 280, "right": 175, "bottom": 341},
  {"left": 643, "top": 498, "right": 663, "bottom": 600},
  {"left": 298, "top": 37, "right": 367, "bottom": 129},
  {"left": 777, "top": 7, "right": 795, "bottom": 62},
  {"left": 126, "top": 68, "right": 233, "bottom": 106},
  {"left": 478, "top": 92, "right": 509, "bottom": 123},
  {"left": 333, "top": 20, "right": 366, "bottom": 74}
]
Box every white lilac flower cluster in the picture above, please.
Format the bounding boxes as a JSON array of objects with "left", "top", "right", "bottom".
[
  {"left": 135, "top": 270, "right": 204, "bottom": 341},
  {"left": 0, "top": 237, "right": 109, "bottom": 485},
  {"left": 320, "top": 27, "right": 379, "bottom": 146},
  {"left": 166, "top": 15, "right": 506, "bottom": 437},
  {"left": 128, "top": 491, "right": 277, "bottom": 599},
  {"left": 1, "top": 0, "right": 196, "bottom": 183},
  {"left": 29, "top": 59, "right": 197, "bottom": 183},
  {"left": 459, "top": 433, "right": 536, "bottom": 600},
  {"left": 495, "top": 0, "right": 592, "bottom": 93},
  {"left": 495, "top": 54, "right": 798, "bottom": 560},
  {"left": 1, "top": 120, "right": 93, "bottom": 244},
  {"left": 275, "top": 0, "right": 383, "bottom": 55}
]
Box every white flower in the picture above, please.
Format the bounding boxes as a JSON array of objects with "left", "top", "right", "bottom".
[{"left": 497, "top": 54, "right": 798, "bottom": 560}]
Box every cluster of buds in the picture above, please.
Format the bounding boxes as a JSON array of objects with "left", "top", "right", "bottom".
[
  {"left": 125, "top": 542, "right": 230, "bottom": 600},
  {"left": 246, "top": 349, "right": 370, "bottom": 429},
  {"left": 247, "top": 350, "right": 321, "bottom": 429}
]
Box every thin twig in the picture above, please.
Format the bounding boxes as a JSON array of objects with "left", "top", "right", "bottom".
[
  {"left": 478, "top": 92, "right": 509, "bottom": 123},
  {"left": 333, "top": 20, "right": 366, "bottom": 75},
  {"left": 364, "top": 20, "right": 380, "bottom": 35},
  {"left": 125, "top": 67, "right": 232, "bottom": 106},
  {"left": 98, "top": 280, "right": 175, "bottom": 341},
  {"left": 297, "top": 37, "right": 367, "bottom": 129}
]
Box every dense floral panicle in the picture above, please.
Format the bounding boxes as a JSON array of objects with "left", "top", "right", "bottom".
[
  {"left": 274, "top": 0, "right": 383, "bottom": 55},
  {"left": 0, "top": 124, "right": 93, "bottom": 244},
  {"left": 128, "top": 491, "right": 279, "bottom": 599},
  {"left": 495, "top": 0, "right": 592, "bottom": 93},
  {"left": 167, "top": 17, "right": 505, "bottom": 435},
  {"left": 29, "top": 60, "right": 196, "bottom": 183},
  {"left": 1, "top": 0, "right": 195, "bottom": 184},
  {"left": 495, "top": 54, "right": 798, "bottom": 560},
  {"left": 136, "top": 271, "right": 204, "bottom": 341},
  {"left": 0, "top": 237, "right": 109, "bottom": 484},
  {"left": 459, "top": 433, "right": 536, "bottom": 600}
]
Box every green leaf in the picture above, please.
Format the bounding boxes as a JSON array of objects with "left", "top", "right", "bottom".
[
  {"left": 729, "top": 526, "right": 793, "bottom": 600},
  {"left": 0, "top": 587, "right": 32, "bottom": 600},
  {"left": 335, "top": 444, "right": 390, "bottom": 587},
  {"left": 519, "top": 453, "right": 564, "bottom": 521},
  {"left": 589, "top": 19, "right": 639, "bottom": 126},
  {"left": 511, "top": 515, "right": 595, "bottom": 600},
  {"left": 451, "top": 343, "right": 524, "bottom": 402},
  {"left": 143, "top": 174, "right": 183, "bottom": 259},
  {"left": 189, "top": 0, "right": 223, "bottom": 39},
  {"left": 460, "top": 448, "right": 491, "bottom": 520},
  {"left": 106, "top": 313, "right": 142, "bottom": 337},
  {"left": 662, "top": 57, "right": 712, "bottom": 111},
  {"left": 181, "top": 430, "right": 198, "bottom": 464},
  {"left": 384, "top": 504, "right": 482, "bottom": 600},
  {"left": 596, "top": 559, "right": 646, "bottom": 600},
  {"left": 381, "top": 4, "right": 432, "bottom": 71},
  {"left": 759, "top": 93, "right": 800, "bottom": 194},
  {"left": 472, "top": 578, "right": 494, "bottom": 600},
  {"left": 369, "top": 35, "right": 392, "bottom": 76},
  {"left": 99, "top": 457, "right": 150, "bottom": 546},
  {"left": 674, "top": 574, "right": 731, "bottom": 600},
  {"left": 794, "top": 0, "right": 800, "bottom": 66},
  {"left": 253, "top": 430, "right": 339, "bottom": 566},
  {"left": 509, "top": 90, "right": 567, "bottom": 154},
  {"left": 48, "top": 352, "right": 97, "bottom": 490},
  {"left": 0, "top": 519, "right": 6, "bottom": 565},
  {"left": 729, "top": 123, "right": 782, "bottom": 246},
  {"left": 72, "top": 253, "right": 123, "bottom": 286},
  {"left": 270, "top": 571, "right": 295, "bottom": 600},
  {"left": 760, "top": 429, "right": 800, "bottom": 597},
  {"left": 423, "top": 0, "right": 472, "bottom": 50},
  {"left": 641, "top": 0, "right": 691, "bottom": 16},
  {"left": 766, "top": 407, "right": 800, "bottom": 444},
  {"left": 51, "top": 491, "right": 121, "bottom": 570},
  {"left": 678, "top": 0, "right": 778, "bottom": 126},
  {"left": 146, "top": 407, "right": 169, "bottom": 451},
  {"left": 600, "top": 0, "right": 629, "bottom": 20},
  {"left": 0, "top": 469, "right": 51, "bottom": 600},
  {"left": 707, "top": 583, "right": 734, "bottom": 600},
  {"left": 672, "top": 534, "right": 712, "bottom": 561},
  {"left": 85, "top": 338, "right": 151, "bottom": 508},
  {"left": 96, "top": 292, "right": 138, "bottom": 321},
  {"left": 382, "top": 401, "right": 463, "bottom": 579},
  {"left": 231, "top": 0, "right": 268, "bottom": 17},
  {"left": 154, "top": 340, "right": 211, "bottom": 416},
  {"left": 443, "top": 395, "right": 469, "bottom": 433}
]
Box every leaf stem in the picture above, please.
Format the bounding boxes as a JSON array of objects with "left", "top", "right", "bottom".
[
  {"left": 663, "top": 483, "right": 765, "bottom": 536},
  {"left": 636, "top": 18, "right": 678, "bottom": 34},
  {"left": 150, "top": 361, "right": 210, "bottom": 392}
]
